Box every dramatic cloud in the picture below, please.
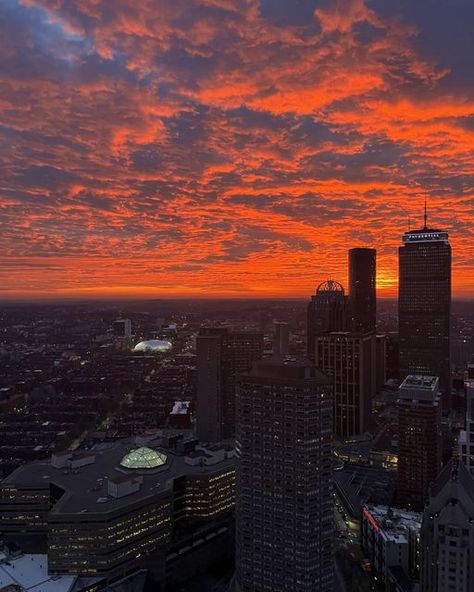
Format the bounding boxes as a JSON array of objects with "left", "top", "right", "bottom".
[{"left": 1, "top": 0, "right": 473, "bottom": 297}]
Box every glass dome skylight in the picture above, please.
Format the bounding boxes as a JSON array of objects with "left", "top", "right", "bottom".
[{"left": 119, "top": 447, "right": 167, "bottom": 470}]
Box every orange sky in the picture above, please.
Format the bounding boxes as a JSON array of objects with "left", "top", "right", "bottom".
[{"left": 1, "top": 0, "right": 473, "bottom": 299}]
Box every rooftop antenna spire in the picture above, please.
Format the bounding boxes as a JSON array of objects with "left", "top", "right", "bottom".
[{"left": 424, "top": 193, "right": 428, "bottom": 229}]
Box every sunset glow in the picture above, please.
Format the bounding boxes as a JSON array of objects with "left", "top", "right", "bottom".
[{"left": 1, "top": 0, "right": 473, "bottom": 298}]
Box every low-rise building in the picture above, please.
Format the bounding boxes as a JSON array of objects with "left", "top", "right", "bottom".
[
  {"left": 0, "top": 549, "right": 146, "bottom": 592},
  {"left": 0, "top": 436, "right": 235, "bottom": 588},
  {"left": 362, "top": 504, "right": 421, "bottom": 588}
]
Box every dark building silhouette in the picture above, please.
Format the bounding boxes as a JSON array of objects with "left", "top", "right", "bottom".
[
  {"left": 307, "top": 264, "right": 379, "bottom": 439},
  {"left": 316, "top": 332, "right": 376, "bottom": 438},
  {"left": 307, "top": 280, "right": 346, "bottom": 360},
  {"left": 398, "top": 217, "right": 451, "bottom": 396},
  {"left": 397, "top": 375, "right": 442, "bottom": 510},
  {"left": 196, "top": 327, "right": 263, "bottom": 443},
  {"left": 420, "top": 459, "right": 474, "bottom": 592},
  {"left": 235, "top": 358, "right": 334, "bottom": 592},
  {"left": 112, "top": 318, "right": 132, "bottom": 339},
  {"left": 273, "top": 321, "right": 290, "bottom": 356},
  {"left": 349, "top": 247, "right": 376, "bottom": 334},
  {"left": 468, "top": 360, "right": 474, "bottom": 380}
]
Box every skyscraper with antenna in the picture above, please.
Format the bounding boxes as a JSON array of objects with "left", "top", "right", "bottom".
[{"left": 398, "top": 201, "right": 451, "bottom": 399}]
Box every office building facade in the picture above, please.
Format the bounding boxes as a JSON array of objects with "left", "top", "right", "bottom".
[
  {"left": 420, "top": 459, "right": 474, "bottom": 592},
  {"left": 0, "top": 437, "right": 235, "bottom": 585},
  {"left": 235, "top": 358, "right": 334, "bottom": 592},
  {"left": 196, "top": 327, "right": 263, "bottom": 442},
  {"left": 113, "top": 318, "right": 132, "bottom": 339},
  {"left": 397, "top": 375, "right": 442, "bottom": 509},
  {"left": 348, "top": 248, "right": 376, "bottom": 334},
  {"left": 398, "top": 225, "right": 451, "bottom": 395},
  {"left": 316, "top": 332, "right": 376, "bottom": 438},
  {"left": 361, "top": 505, "right": 421, "bottom": 586},
  {"left": 459, "top": 381, "right": 474, "bottom": 475},
  {"left": 273, "top": 321, "right": 290, "bottom": 356},
  {"left": 307, "top": 280, "right": 346, "bottom": 361}
]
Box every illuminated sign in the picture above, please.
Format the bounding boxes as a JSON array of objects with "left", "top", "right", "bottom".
[{"left": 363, "top": 508, "right": 380, "bottom": 532}]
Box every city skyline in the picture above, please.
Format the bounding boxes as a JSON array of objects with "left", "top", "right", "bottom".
[{"left": 1, "top": 0, "right": 474, "bottom": 299}]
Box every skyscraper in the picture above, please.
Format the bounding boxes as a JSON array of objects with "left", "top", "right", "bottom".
[
  {"left": 397, "top": 375, "right": 442, "bottom": 509},
  {"left": 420, "top": 459, "right": 474, "bottom": 592},
  {"left": 196, "top": 327, "right": 263, "bottom": 443},
  {"left": 307, "top": 280, "right": 346, "bottom": 360},
  {"left": 315, "top": 331, "right": 376, "bottom": 438},
  {"left": 398, "top": 214, "right": 451, "bottom": 395},
  {"left": 273, "top": 321, "right": 290, "bottom": 356},
  {"left": 349, "top": 247, "right": 376, "bottom": 334},
  {"left": 235, "top": 358, "right": 333, "bottom": 592}
]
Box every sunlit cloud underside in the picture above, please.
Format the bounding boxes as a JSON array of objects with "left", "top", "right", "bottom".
[{"left": 1, "top": 0, "right": 473, "bottom": 298}]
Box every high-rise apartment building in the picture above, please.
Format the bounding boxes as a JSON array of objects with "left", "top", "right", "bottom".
[
  {"left": 349, "top": 248, "right": 376, "bottom": 334},
  {"left": 273, "top": 321, "right": 290, "bottom": 356},
  {"left": 459, "top": 381, "right": 474, "bottom": 475},
  {"left": 196, "top": 327, "right": 263, "bottom": 443},
  {"left": 315, "top": 332, "right": 376, "bottom": 438},
  {"left": 398, "top": 220, "right": 451, "bottom": 395},
  {"left": 420, "top": 459, "right": 474, "bottom": 592},
  {"left": 397, "top": 375, "right": 442, "bottom": 509},
  {"left": 235, "top": 358, "right": 333, "bottom": 592},
  {"left": 307, "top": 280, "right": 346, "bottom": 360}
]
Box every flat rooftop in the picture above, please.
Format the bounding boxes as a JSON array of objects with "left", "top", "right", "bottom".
[
  {"left": 170, "top": 401, "right": 190, "bottom": 415},
  {"left": 0, "top": 554, "right": 76, "bottom": 592},
  {"left": 245, "top": 356, "right": 331, "bottom": 383},
  {"left": 401, "top": 375, "right": 438, "bottom": 389},
  {"left": 363, "top": 504, "right": 421, "bottom": 543},
  {"left": 2, "top": 438, "right": 235, "bottom": 517},
  {"left": 399, "top": 375, "right": 440, "bottom": 402}
]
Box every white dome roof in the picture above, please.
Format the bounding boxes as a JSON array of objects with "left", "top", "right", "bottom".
[{"left": 132, "top": 339, "right": 172, "bottom": 353}]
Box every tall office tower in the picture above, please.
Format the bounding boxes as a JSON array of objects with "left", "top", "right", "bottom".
[
  {"left": 307, "top": 280, "right": 346, "bottom": 360},
  {"left": 398, "top": 216, "right": 451, "bottom": 396},
  {"left": 273, "top": 321, "right": 290, "bottom": 356},
  {"left": 113, "top": 318, "right": 132, "bottom": 339},
  {"left": 316, "top": 332, "right": 376, "bottom": 438},
  {"left": 235, "top": 358, "right": 334, "bottom": 592},
  {"left": 397, "top": 375, "right": 442, "bottom": 509},
  {"left": 196, "top": 327, "right": 263, "bottom": 443},
  {"left": 420, "top": 459, "right": 474, "bottom": 592},
  {"left": 459, "top": 381, "right": 474, "bottom": 475},
  {"left": 348, "top": 247, "right": 376, "bottom": 334}
]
